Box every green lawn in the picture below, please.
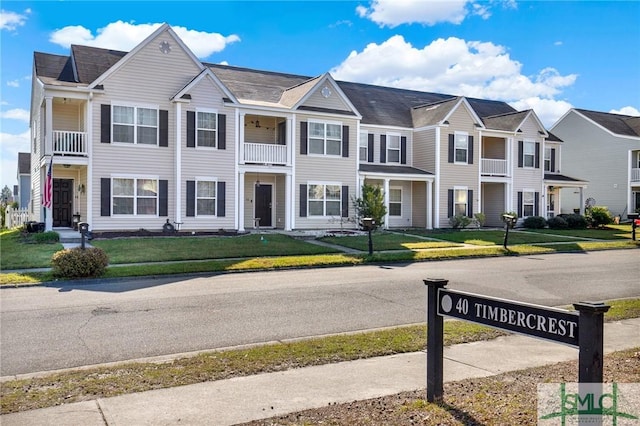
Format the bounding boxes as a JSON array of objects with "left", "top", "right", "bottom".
[
  {"left": 401, "top": 229, "right": 582, "bottom": 246},
  {"left": 320, "top": 232, "right": 461, "bottom": 251},
  {"left": 91, "top": 233, "right": 339, "bottom": 264},
  {"left": 524, "top": 224, "right": 632, "bottom": 240},
  {"left": 0, "top": 229, "right": 63, "bottom": 269}
]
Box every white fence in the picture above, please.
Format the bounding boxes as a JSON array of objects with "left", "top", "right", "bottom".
[{"left": 4, "top": 207, "right": 31, "bottom": 229}]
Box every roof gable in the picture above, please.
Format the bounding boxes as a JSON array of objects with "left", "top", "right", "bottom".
[
  {"left": 172, "top": 67, "right": 238, "bottom": 104},
  {"left": 293, "top": 73, "right": 360, "bottom": 117}
]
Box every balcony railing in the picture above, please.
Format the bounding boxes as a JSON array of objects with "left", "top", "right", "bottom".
[
  {"left": 481, "top": 158, "right": 508, "bottom": 176},
  {"left": 632, "top": 168, "right": 640, "bottom": 182},
  {"left": 244, "top": 142, "right": 287, "bottom": 165},
  {"left": 53, "top": 130, "right": 87, "bottom": 156}
]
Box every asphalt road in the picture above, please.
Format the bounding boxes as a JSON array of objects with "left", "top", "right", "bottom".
[{"left": 1, "top": 250, "right": 638, "bottom": 376}]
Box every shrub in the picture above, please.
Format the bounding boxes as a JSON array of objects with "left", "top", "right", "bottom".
[
  {"left": 51, "top": 247, "right": 109, "bottom": 278},
  {"left": 547, "top": 216, "right": 568, "bottom": 230},
  {"left": 473, "top": 212, "right": 486, "bottom": 227},
  {"left": 523, "top": 216, "right": 546, "bottom": 229},
  {"left": 563, "top": 214, "right": 588, "bottom": 229},
  {"left": 449, "top": 214, "right": 472, "bottom": 229},
  {"left": 30, "top": 231, "right": 60, "bottom": 244},
  {"left": 586, "top": 206, "right": 613, "bottom": 228}
]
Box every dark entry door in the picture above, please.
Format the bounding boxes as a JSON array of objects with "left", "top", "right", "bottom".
[
  {"left": 255, "top": 184, "right": 272, "bottom": 227},
  {"left": 53, "top": 179, "right": 73, "bottom": 227}
]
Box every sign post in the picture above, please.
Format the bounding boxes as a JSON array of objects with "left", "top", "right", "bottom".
[{"left": 424, "top": 278, "right": 609, "bottom": 403}]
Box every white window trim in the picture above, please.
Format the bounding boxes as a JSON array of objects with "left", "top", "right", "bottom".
[
  {"left": 111, "top": 176, "right": 160, "bottom": 217},
  {"left": 195, "top": 108, "right": 218, "bottom": 150},
  {"left": 111, "top": 102, "right": 160, "bottom": 146},
  {"left": 386, "top": 133, "right": 401, "bottom": 164},
  {"left": 454, "top": 131, "right": 469, "bottom": 164},
  {"left": 359, "top": 131, "right": 368, "bottom": 162},
  {"left": 307, "top": 119, "right": 343, "bottom": 157},
  {"left": 522, "top": 189, "right": 535, "bottom": 217},
  {"left": 544, "top": 146, "right": 552, "bottom": 172},
  {"left": 307, "top": 181, "right": 342, "bottom": 217},
  {"left": 523, "top": 140, "right": 536, "bottom": 168},
  {"left": 389, "top": 186, "right": 402, "bottom": 217},
  {"left": 453, "top": 186, "right": 468, "bottom": 216},
  {"left": 195, "top": 177, "right": 218, "bottom": 216}
]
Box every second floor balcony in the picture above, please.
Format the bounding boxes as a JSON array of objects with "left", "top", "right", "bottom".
[
  {"left": 481, "top": 158, "right": 508, "bottom": 176},
  {"left": 244, "top": 142, "right": 287, "bottom": 165},
  {"left": 632, "top": 168, "right": 640, "bottom": 182},
  {"left": 53, "top": 130, "right": 88, "bottom": 156}
]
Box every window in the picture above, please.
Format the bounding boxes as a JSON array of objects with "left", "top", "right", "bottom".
[
  {"left": 308, "top": 184, "right": 341, "bottom": 216},
  {"left": 386, "top": 134, "right": 401, "bottom": 163},
  {"left": 197, "top": 111, "right": 217, "bottom": 148},
  {"left": 454, "top": 188, "right": 468, "bottom": 216},
  {"left": 112, "top": 105, "right": 158, "bottom": 145},
  {"left": 544, "top": 147, "right": 551, "bottom": 172},
  {"left": 523, "top": 141, "right": 535, "bottom": 168},
  {"left": 359, "top": 132, "right": 368, "bottom": 162},
  {"left": 455, "top": 133, "right": 468, "bottom": 163},
  {"left": 309, "top": 121, "right": 341, "bottom": 156},
  {"left": 196, "top": 180, "right": 216, "bottom": 215},
  {"left": 389, "top": 188, "right": 402, "bottom": 216},
  {"left": 522, "top": 191, "right": 535, "bottom": 217},
  {"left": 112, "top": 177, "right": 158, "bottom": 215}
]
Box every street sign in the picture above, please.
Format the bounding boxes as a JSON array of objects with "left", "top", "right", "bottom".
[{"left": 437, "top": 288, "right": 580, "bottom": 347}]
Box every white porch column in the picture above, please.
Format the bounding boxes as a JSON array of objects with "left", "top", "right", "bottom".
[
  {"left": 427, "top": 180, "right": 433, "bottom": 229},
  {"left": 239, "top": 113, "right": 246, "bottom": 165},
  {"left": 579, "top": 188, "right": 585, "bottom": 215},
  {"left": 45, "top": 96, "right": 54, "bottom": 231},
  {"left": 238, "top": 171, "right": 245, "bottom": 232},
  {"left": 285, "top": 172, "right": 292, "bottom": 231},
  {"left": 286, "top": 117, "right": 293, "bottom": 166},
  {"left": 175, "top": 102, "right": 182, "bottom": 225},
  {"left": 383, "top": 178, "right": 390, "bottom": 229}
]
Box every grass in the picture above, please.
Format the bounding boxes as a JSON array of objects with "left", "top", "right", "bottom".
[
  {"left": 524, "top": 224, "right": 633, "bottom": 240},
  {"left": 320, "top": 232, "right": 461, "bottom": 251},
  {"left": 1, "top": 298, "right": 637, "bottom": 415},
  {"left": 0, "top": 229, "right": 63, "bottom": 270},
  {"left": 402, "top": 229, "right": 584, "bottom": 245}
]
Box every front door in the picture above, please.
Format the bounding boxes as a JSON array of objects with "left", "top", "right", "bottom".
[
  {"left": 255, "top": 184, "right": 272, "bottom": 227},
  {"left": 53, "top": 179, "right": 73, "bottom": 227}
]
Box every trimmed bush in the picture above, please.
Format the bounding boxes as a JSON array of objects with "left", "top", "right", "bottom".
[
  {"left": 563, "top": 214, "right": 588, "bottom": 229},
  {"left": 29, "top": 231, "right": 60, "bottom": 244},
  {"left": 51, "top": 247, "right": 109, "bottom": 278},
  {"left": 547, "top": 216, "right": 569, "bottom": 230},
  {"left": 523, "top": 216, "right": 546, "bottom": 229},
  {"left": 587, "top": 206, "right": 613, "bottom": 228},
  {"left": 449, "top": 214, "right": 472, "bottom": 229}
]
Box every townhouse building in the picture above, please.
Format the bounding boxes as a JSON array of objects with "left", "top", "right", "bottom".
[
  {"left": 551, "top": 109, "right": 640, "bottom": 217},
  {"left": 29, "top": 24, "right": 583, "bottom": 233}
]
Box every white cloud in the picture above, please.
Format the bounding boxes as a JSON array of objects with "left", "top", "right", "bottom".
[
  {"left": 7, "top": 80, "right": 19, "bottom": 88},
  {"left": 1, "top": 108, "right": 30, "bottom": 122},
  {"left": 357, "top": 0, "right": 468, "bottom": 27},
  {"left": 510, "top": 98, "right": 574, "bottom": 128},
  {"left": 554, "top": 41, "right": 563, "bottom": 46},
  {"left": 0, "top": 129, "right": 30, "bottom": 190},
  {"left": 0, "top": 9, "right": 29, "bottom": 31},
  {"left": 609, "top": 106, "right": 640, "bottom": 117},
  {"left": 49, "top": 21, "right": 240, "bottom": 58},
  {"left": 331, "top": 35, "right": 578, "bottom": 127}
]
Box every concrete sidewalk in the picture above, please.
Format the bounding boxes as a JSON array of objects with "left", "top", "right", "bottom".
[{"left": 2, "top": 318, "right": 639, "bottom": 426}]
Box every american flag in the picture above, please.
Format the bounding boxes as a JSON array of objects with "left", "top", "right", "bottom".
[{"left": 42, "top": 156, "right": 53, "bottom": 209}]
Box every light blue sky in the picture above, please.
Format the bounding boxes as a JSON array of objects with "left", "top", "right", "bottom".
[{"left": 1, "top": 1, "right": 639, "bottom": 190}]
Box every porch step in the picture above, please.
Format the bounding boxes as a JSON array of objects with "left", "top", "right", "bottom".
[{"left": 55, "top": 229, "right": 83, "bottom": 244}]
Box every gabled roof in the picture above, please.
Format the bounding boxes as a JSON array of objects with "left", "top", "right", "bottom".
[
  {"left": 411, "top": 97, "right": 458, "bottom": 128},
  {"left": 573, "top": 109, "right": 640, "bottom": 137},
  {"left": 546, "top": 131, "right": 563, "bottom": 142},
  {"left": 544, "top": 173, "right": 588, "bottom": 185},
  {"left": 172, "top": 67, "right": 239, "bottom": 104},
  {"left": 71, "top": 45, "right": 127, "bottom": 84},
  {"left": 18, "top": 152, "right": 31, "bottom": 175},
  {"left": 33, "top": 52, "right": 77, "bottom": 85},
  {"left": 482, "top": 110, "right": 530, "bottom": 132},
  {"left": 280, "top": 76, "right": 322, "bottom": 107}
]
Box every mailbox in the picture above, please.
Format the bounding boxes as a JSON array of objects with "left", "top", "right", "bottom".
[
  {"left": 628, "top": 212, "right": 639, "bottom": 241},
  {"left": 78, "top": 222, "right": 89, "bottom": 235},
  {"left": 501, "top": 213, "right": 517, "bottom": 227}
]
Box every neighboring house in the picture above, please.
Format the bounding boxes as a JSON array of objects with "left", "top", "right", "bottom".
[
  {"left": 17, "top": 152, "right": 31, "bottom": 209},
  {"left": 29, "top": 24, "right": 572, "bottom": 232},
  {"left": 551, "top": 109, "right": 640, "bottom": 218}
]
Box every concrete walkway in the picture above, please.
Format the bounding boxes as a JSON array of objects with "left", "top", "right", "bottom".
[{"left": 2, "top": 318, "right": 638, "bottom": 426}]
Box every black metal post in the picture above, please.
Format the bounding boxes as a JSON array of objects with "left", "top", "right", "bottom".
[
  {"left": 424, "top": 278, "right": 448, "bottom": 403},
  {"left": 632, "top": 220, "right": 637, "bottom": 241},
  {"left": 503, "top": 222, "right": 510, "bottom": 249},
  {"left": 573, "top": 302, "right": 610, "bottom": 383},
  {"left": 367, "top": 228, "right": 373, "bottom": 255}
]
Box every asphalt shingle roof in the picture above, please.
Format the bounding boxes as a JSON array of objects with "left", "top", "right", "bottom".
[
  {"left": 18, "top": 152, "right": 30, "bottom": 175},
  {"left": 359, "top": 164, "right": 434, "bottom": 175},
  {"left": 576, "top": 109, "right": 640, "bottom": 137}
]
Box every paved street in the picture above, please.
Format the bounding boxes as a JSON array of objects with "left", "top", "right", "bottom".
[{"left": 1, "top": 250, "right": 638, "bottom": 376}]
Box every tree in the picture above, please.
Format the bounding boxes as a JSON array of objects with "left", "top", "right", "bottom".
[{"left": 352, "top": 183, "right": 387, "bottom": 230}]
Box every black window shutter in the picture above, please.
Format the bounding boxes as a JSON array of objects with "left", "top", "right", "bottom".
[
  {"left": 401, "top": 136, "right": 407, "bottom": 164},
  {"left": 448, "top": 189, "right": 454, "bottom": 218},
  {"left": 517, "top": 192, "right": 523, "bottom": 217},
  {"left": 341, "top": 185, "right": 349, "bottom": 217},
  {"left": 300, "top": 122, "right": 307, "bottom": 155},
  {"left": 300, "top": 184, "right": 307, "bottom": 217},
  {"left": 468, "top": 136, "right": 474, "bottom": 164},
  {"left": 186, "top": 180, "right": 195, "bottom": 217},
  {"left": 101, "top": 105, "right": 111, "bottom": 144},
  {"left": 187, "top": 111, "right": 195, "bottom": 148},
  {"left": 467, "top": 189, "right": 474, "bottom": 218},
  {"left": 218, "top": 114, "right": 226, "bottom": 150},
  {"left": 159, "top": 180, "right": 168, "bottom": 216},
  {"left": 448, "top": 134, "right": 454, "bottom": 163},
  {"left": 534, "top": 192, "right": 540, "bottom": 216},
  {"left": 217, "top": 181, "right": 226, "bottom": 217},
  {"left": 551, "top": 148, "right": 556, "bottom": 172},
  {"left": 518, "top": 140, "right": 523, "bottom": 168},
  {"left": 367, "top": 134, "right": 374, "bottom": 162},
  {"left": 342, "top": 125, "right": 349, "bottom": 158},
  {"left": 100, "top": 178, "right": 111, "bottom": 216},
  {"left": 380, "top": 135, "right": 386, "bottom": 163},
  {"left": 159, "top": 110, "right": 168, "bottom": 147},
  {"left": 535, "top": 142, "right": 540, "bottom": 168}
]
